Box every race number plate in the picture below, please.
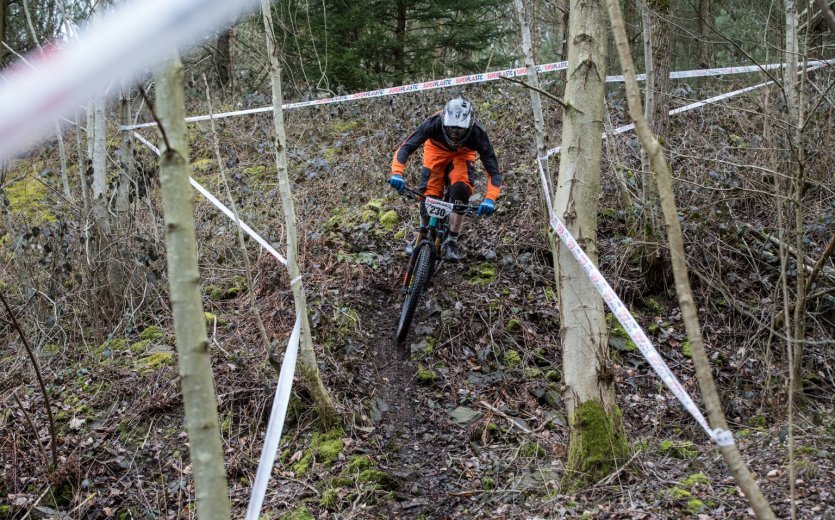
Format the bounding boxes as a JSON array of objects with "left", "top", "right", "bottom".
[{"left": 424, "top": 197, "right": 454, "bottom": 219}]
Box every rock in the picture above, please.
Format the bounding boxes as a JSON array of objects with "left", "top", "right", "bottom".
[
  {"left": 449, "top": 406, "right": 482, "bottom": 427},
  {"left": 544, "top": 390, "right": 562, "bottom": 410},
  {"left": 370, "top": 397, "right": 389, "bottom": 423}
]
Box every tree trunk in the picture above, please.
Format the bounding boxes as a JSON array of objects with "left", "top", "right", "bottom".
[
  {"left": 155, "top": 51, "right": 231, "bottom": 520},
  {"left": 554, "top": 0, "right": 627, "bottom": 486},
  {"left": 76, "top": 106, "right": 91, "bottom": 216},
  {"left": 605, "top": 1, "right": 777, "bottom": 517},
  {"left": 92, "top": 97, "right": 110, "bottom": 234},
  {"left": 514, "top": 0, "right": 549, "bottom": 178},
  {"left": 216, "top": 28, "right": 232, "bottom": 93},
  {"left": 394, "top": 0, "right": 407, "bottom": 82},
  {"left": 116, "top": 85, "right": 134, "bottom": 227},
  {"left": 697, "top": 0, "right": 710, "bottom": 68},
  {"left": 260, "top": 0, "right": 337, "bottom": 422},
  {"left": 784, "top": 0, "right": 805, "bottom": 404},
  {"left": 640, "top": 0, "right": 670, "bottom": 283},
  {"left": 0, "top": 0, "right": 6, "bottom": 66}
]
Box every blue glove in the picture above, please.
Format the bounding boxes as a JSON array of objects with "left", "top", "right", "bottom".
[
  {"left": 388, "top": 174, "right": 405, "bottom": 193},
  {"left": 478, "top": 198, "right": 495, "bottom": 216}
]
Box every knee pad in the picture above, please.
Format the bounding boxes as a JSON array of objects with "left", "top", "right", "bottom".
[{"left": 448, "top": 181, "right": 472, "bottom": 206}]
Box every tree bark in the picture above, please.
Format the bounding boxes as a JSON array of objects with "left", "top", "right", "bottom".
[
  {"left": 554, "top": 0, "right": 627, "bottom": 485},
  {"left": 514, "top": 0, "right": 549, "bottom": 179},
  {"left": 605, "top": 1, "right": 777, "bottom": 517},
  {"left": 394, "top": 0, "right": 407, "bottom": 82},
  {"left": 155, "top": 51, "right": 231, "bottom": 520},
  {"left": 216, "top": 28, "right": 232, "bottom": 93},
  {"left": 260, "top": 0, "right": 337, "bottom": 422},
  {"left": 815, "top": 0, "right": 835, "bottom": 34},
  {"left": 639, "top": 0, "right": 670, "bottom": 282},
  {"left": 92, "top": 96, "right": 110, "bottom": 234},
  {"left": 697, "top": 0, "right": 710, "bottom": 68},
  {"left": 0, "top": 0, "right": 6, "bottom": 66},
  {"left": 116, "top": 85, "right": 134, "bottom": 227}
]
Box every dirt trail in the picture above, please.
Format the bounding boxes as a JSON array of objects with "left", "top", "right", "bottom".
[{"left": 357, "top": 280, "right": 476, "bottom": 518}]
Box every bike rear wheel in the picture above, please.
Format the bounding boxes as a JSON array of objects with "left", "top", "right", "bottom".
[{"left": 396, "top": 242, "right": 433, "bottom": 343}]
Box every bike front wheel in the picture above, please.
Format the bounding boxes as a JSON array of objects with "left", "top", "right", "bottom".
[{"left": 396, "top": 242, "right": 433, "bottom": 343}]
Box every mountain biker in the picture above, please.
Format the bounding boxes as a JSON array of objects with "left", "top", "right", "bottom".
[{"left": 387, "top": 96, "right": 503, "bottom": 261}]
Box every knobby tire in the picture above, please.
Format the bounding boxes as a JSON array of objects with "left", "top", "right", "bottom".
[{"left": 396, "top": 243, "right": 433, "bottom": 343}]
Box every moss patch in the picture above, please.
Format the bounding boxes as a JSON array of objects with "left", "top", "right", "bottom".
[
  {"left": 4, "top": 172, "right": 56, "bottom": 223},
  {"left": 136, "top": 352, "right": 174, "bottom": 375},
  {"left": 503, "top": 350, "right": 522, "bottom": 368},
  {"left": 659, "top": 440, "right": 698, "bottom": 459},
  {"left": 357, "top": 469, "right": 398, "bottom": 490},
  {"left": 680, "top": 472, "right": 710, "bottom": 487},
  {"left": 467, "top": 262, "right": 497, "bottom": 286},
  {"left": 190, "top": 158, "right": 214, "bottom": 172},
  {"left": 564, "top": 400, "right": 628, "bottom": 487},
  {"left": 280, "top": 507, "right": 314, "bottom": 520},
  {"left": 378, "top": 210, "right": 399, "bottom": 231},
  {"left": 416, "top": 365, "right": 438, "bottom": 384},
  {"left": 139, "top": 326, "right": 164, "bottom": 341},
  {"left": 292, "top": 429, "right": 345, "bottom": 476}
]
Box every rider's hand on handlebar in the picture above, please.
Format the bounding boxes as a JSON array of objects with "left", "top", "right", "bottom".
[
  {"left": 477, "top": 198, "right": 495, "bottom": 216},
  {"left": 388, "top": 174, "right": 405, "bottom": 194}
]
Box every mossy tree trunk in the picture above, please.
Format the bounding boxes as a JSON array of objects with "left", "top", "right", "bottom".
[
  {"left": 155, "top": 52, "right": 231, "bottom": 520},
  {"left": 260, "top": 0, "right": 337, "bottom": 422},
  {"left": 553, "top": 0, "right": 627, "bottom": 485},
  {"left": 605, "top": 1, "right": 776, "bottom": 517}
]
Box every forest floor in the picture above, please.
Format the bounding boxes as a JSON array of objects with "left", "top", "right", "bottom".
[{"left": 1, "top": 80, "right": 834, "bottom": 519}]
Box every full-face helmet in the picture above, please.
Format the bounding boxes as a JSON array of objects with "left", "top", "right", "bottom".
[{"left": 441, "top": 96, "right": 475, "bottom": 149}]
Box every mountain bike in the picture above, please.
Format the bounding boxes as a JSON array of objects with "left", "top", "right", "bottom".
[{"left": 395, "top": 186, "right": 478, "bottom": 343}]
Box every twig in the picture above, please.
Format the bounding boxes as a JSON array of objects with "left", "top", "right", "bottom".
[
  {"left": 11, "top": 391, "right": 49, "bottom": 465},
  {"left": 0, "top": 292, "right": 58, "bottom": 468},
  {"left": 478, "top": 400, "right": 532, "bottom": 434},
  {"left": 805, "top": 232, "right": 835, "bottom": 294},
  {"left": 138, "top": 86, "right": 170, "bottom": 152},
  {"left": 499, "top": 75, "right": 574, "bottom": 112}
]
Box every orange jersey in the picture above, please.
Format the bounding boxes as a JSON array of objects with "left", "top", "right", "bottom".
[{"left": 391, "top": 113, "right": 502, "bottom": 201}]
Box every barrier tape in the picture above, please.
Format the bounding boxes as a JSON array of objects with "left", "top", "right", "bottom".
[
  {"left": 132, "top": 131, "right": 288, "bottom": 266},
  {"left": 246, "top": 309, "right": 302, "bottom": 520},
  {"left": 535, "top": 158, "right": 732, "bottom": 446},
  {"left": 120, "top": 59, "right": 832, "bottom": 131},
  {"left": 544, "top": 61, "right": 829, "bottom": 157},
  {"left": 0, "top": 0, "right": 259, "bottom": 158}
]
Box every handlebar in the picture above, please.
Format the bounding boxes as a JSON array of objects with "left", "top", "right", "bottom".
[{"left": 400, "top": 186, "right": 480, "bottom": 216}]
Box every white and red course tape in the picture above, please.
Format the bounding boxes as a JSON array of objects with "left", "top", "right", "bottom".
[{"left": 120, "top": 59, "right": 833, "bottom": 130}]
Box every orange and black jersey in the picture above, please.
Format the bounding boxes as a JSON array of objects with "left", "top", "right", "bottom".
[{"left": 391, "top": 113, "right": 502, "bottom": 199}]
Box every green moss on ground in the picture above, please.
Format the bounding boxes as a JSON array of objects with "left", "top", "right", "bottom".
[
  {"left": 503, "top": 350, "right": 522, "bottom": 368},
  {"left": 659, "top": 440, "right": 698, "bottom": 459},
  {"left": 680, "top": 472, "right": 710, "bottom": 487},
  {"left": 4, "top": 173, "right": 56, "bottom": 223},
  {"left": 292, "top": 429, "right": 345, "bottom": 476},
  {"left": 190, "top": 158, "right": 214, "bottom": 172},
  {"left": 280, "top": 507, "right": 313, "bottom": 520},
  {"left": 520, "top": 442, "right": 546, "bottom": 458},
  {"left": 681, "top": 341, "right": 692, "bottom": 358},
  {"left": 467, "top": 262, "right": 497, "bottom": 286},
  {"left": 378, "top": 210, "right": 399, "bottom": 231},
  {"left": 416, "top": 365, "right": 438, "bottom": 384},
  {"left": 136, "top": 352, "right": 174, "bottom": 375},
  {"left": 357, "top": 469, "right": 398, "bottom": 490},
  {"left": 139, "top": 326, "right": 164, "bottom": 341}
]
